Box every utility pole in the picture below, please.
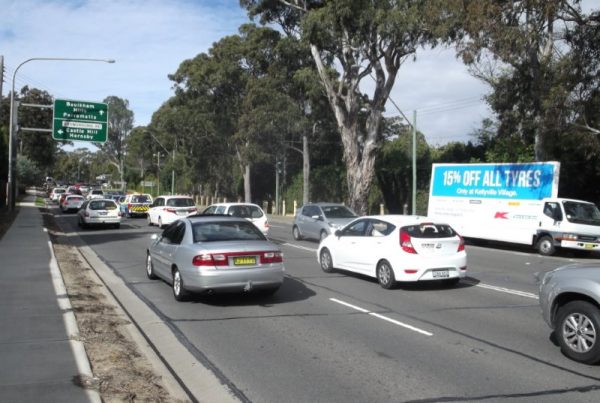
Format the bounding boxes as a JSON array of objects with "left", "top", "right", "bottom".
[{"left": 412, "top": 110, "right": 417, "bottom": 215}]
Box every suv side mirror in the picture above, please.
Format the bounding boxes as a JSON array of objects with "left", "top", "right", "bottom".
[{"left": 335, "top": 230, "right": 342, "bottom": 237}]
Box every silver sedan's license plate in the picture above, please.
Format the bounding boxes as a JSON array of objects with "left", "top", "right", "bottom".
[{"left": 432, "top": 269, "right": 449, "bottom": 278}]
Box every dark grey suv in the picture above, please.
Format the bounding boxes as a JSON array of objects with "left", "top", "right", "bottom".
[{"left": 293, "top": 203, "right": 358, "bottom": 242}]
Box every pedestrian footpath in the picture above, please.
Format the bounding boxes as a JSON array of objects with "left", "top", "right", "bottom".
[{"left": 0, "top": 194, "right": 99, "bottom": 403}]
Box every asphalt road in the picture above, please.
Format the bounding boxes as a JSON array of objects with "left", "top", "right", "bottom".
[{"left": 52, "top": 207, "right": 600, "bottom": 403}]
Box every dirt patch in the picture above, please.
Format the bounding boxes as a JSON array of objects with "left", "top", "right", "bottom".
[{"left": 41, "top": 208, "right": 187, "bottom": 402}]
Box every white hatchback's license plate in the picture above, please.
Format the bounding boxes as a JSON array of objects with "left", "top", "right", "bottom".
[
  {"left": 177, "top": 211, "right": 187, "bottom": 215},
  {"left": 432, "top": 270, "right": 449, "bottom": 278}
]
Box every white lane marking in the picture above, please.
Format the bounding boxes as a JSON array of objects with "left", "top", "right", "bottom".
[
  {"left": 330, "top": 298, "right": 433, "bottom": 336},
  {"left": 281, "top": 242, "right": 318, "bottom": 252},
  {"left": 474, "top": 283, "right": 539, "bottom": 299},
  {"left": 369, "top": 313, "right": 434, "bottom": 336},
  {"left": 330, "top": 298, "right": 370, "bottom": 313}
]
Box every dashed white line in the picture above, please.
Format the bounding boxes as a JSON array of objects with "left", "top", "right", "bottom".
[
  {"left": 330, "top": 298, "right": 433, "bottom": 336},
  {"left": 474, "top": 283, "right": 539, "bottom": 299},
  {"left": 281, "top": 242, "right": 318, "bottom": 252}
]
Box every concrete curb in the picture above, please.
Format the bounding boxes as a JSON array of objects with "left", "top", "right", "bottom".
[
  {"left": 78, "top": 245, "right": 240, "bottom": 403},
  {"left": 45, "top": 225, "right": 102, "bottom": 403}
]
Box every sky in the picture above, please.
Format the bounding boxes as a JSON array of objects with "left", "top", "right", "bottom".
[{"left": 0, "top": 0, "right": 597, "bottom": 149}]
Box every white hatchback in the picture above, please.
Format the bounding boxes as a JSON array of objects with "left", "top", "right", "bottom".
[
  {"left": 78, "top": 199, "right": 122, "bottom": 229},
  {"left": 317, "top": 215, "right": 467, "bottom": 289},
  {"left": 202, "top": 203, "right": 269, "bottom": 236},
  {"left": 147, "top": 195, "right": 198, "bottom": 228}
]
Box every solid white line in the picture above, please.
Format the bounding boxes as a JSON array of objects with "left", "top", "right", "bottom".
[
  {"left": 329, "top": 298, "right": 433, "bottom": 336},
  {"left": 475, "top": 283, "right": 539, "bottom": 299}
]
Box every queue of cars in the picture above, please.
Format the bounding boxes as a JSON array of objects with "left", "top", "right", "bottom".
[{"left": 43, "top": 184, "right": 600, "bottom": 365}]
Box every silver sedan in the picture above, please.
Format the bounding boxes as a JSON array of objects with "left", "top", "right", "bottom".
[{"left": 146, "top": 215, "right": 285, "bottom": 301}]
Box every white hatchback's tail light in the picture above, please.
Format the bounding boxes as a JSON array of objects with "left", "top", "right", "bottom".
[
  {"left": 400, "top": 230, "right": 417, "bottom": 254},
  {"left": 457, "top": 234, "right": 465, "bottom": 252}
]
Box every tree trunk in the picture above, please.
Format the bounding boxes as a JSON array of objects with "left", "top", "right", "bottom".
[
  {"left": 244, "top": 164, "right": 251, "bottom": 203},
  {"left": 303, "top": 130, "right": 310, "bottom": 205}
]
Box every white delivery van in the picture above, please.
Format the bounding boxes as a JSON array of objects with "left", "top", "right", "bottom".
[{"left": 427, "top": 162, "right": 600, "bottom": 255}]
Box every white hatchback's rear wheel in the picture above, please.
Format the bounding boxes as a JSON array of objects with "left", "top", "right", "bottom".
[
  {"left": 377, "top": 260, "right": 396, "bottom": 289},
  {"left": 147, "top": 215, "right": 153, "bottom": 226},
  {"left": 319, "top": 248, "right": 334, "bottom": 273}
]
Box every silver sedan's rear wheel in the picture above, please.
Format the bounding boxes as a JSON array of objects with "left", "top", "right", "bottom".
[
  {"left": 172, "top": 267, "right": 188, "bottom": 301},
  {"left": 556, "top": 301, "right": 600, "bottom": 364},
  {"left": 319, "top": 248, "right": 334, "bottom": 273},
  {"left": 377, "top": 260, "right": 396, "bottom": 289},
  {"left": 146, "top": 253, "right": 157, "bottom": 279}
]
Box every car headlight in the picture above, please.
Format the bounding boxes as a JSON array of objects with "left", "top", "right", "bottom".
[
  {"left": 561, "top": 233, "right": 578, "bottom": 241},
  {"left": 328, "top": 222, "right": 340, "bottom": 229}
]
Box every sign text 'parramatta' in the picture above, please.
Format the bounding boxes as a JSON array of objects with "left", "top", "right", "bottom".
[
  {"left": 52, "top": 99, "right": 108, "bottom": 143},
  {"left": 431, "top": 163, "right": 557, "bottom": 200}
]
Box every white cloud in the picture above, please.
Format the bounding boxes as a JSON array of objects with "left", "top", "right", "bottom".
[{"left": 0, "top": 0, "right": 247, "bottom": 128}]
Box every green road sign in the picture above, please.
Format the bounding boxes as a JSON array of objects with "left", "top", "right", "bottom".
[{"left": 53, "top": 99, "right": 108, "bottom": 143}]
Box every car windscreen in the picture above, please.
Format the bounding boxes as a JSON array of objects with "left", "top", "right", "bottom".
[
  {"left": 167, "top": 198, "right": 195, "bottom": 207},
  {"left": 132, "top": 195, "right": 151, "bottom": 203},
  {"left": 402, "top": 223, "right": 457, "bottom": 238},
  {"left": 67, "top": 196, "right": 84, "bottom": 201},
  {"left": 228, "top": 205, "right": 263, "bottom": 219},
  {"left": 192, "top": 221, "right": 266, "bottom": 243},
  {"left": 55, "top": 189, "right": 66, "bottom": 194},
  {"left": 563, "top": 201, "right": 600, "bottom": 225},
  {"left": 322, "top": 205, "right": 357, "bottom": 219},
  {"left": 89, "top": 200, "right": 118, "bottom": 210}
]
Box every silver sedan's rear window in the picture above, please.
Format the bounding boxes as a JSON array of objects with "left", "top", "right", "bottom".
[
  {"left": 192, "top": 221, "right": 266, "bottom": 243},
  {"left": 89, "top": 200, "right": 118, "bottom": 210}
]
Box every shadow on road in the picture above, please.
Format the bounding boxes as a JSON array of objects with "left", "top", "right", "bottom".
[{"left": 185, "top": 275, "right": 317, "bottom": 306}]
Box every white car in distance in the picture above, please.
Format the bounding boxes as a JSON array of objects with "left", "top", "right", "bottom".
[
  {"left": 77, "top": 199, "right": 121, "bottom": 229},
  {"left": 202, "top": 202, "right": 270, "bottom": 236},
  {"left": 147, "top": 195, "right": 198, "bottom": 228},
  {"left": 87, "top": 189, "right": 105, "bottom": 200},
  {"left": 317, "top": 215, "right": 467, "bottom": 289}
]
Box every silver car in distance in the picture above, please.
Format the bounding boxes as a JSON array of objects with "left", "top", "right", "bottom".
[{"left": 146, "top": 215, "right": 285, "bottom": 301}]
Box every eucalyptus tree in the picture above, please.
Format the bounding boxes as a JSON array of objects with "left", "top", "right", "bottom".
[
  {"left": 98, "top": 96, "right": 134, "bottom": 190},
  {"left": 241, "top": 0, "right": 454, "bottom": 214},
  {"left": 454, "top": 0, "right": 599, "bottom": 161}
]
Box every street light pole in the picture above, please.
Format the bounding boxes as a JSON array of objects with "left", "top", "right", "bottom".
[{"left": 7, "top": 57, "right": 115, "bottom": 210}]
